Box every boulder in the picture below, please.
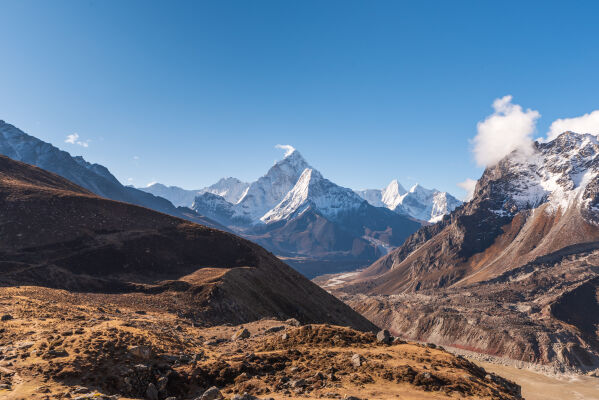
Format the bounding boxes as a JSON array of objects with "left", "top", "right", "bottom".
[
  {"left": 376, "top": 329, "right": 392, "bottom": 345},
  {"left": 129, "top": 345, "right": 152, "bottom": 360},
  {"left": 231, "top": 328, "right": 251, "bottom": 340},
  {"left": 351, "top": 353, "right": 363, "bottom": 367},
  {"left": 285, "top": 318, "right": 301, "bottom": 327},
  {"left": 265, "top": 325, "right": 285, "bottom": 333},
  {"left": 145, "top": 383, "right": 158, "bottom": 400},
  {"left": 200, "top": 386, "right": 223, "bottom": 400}
]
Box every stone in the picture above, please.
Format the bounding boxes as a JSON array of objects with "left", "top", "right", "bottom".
[
  {"left": 129, "top": 345, "right": 152, "bottom": 360},
  {"left": 281, "top": 333, "right": 288, "bottom": 340},
  {"left": 231, "top": 328, "right": 250, "bottom": 340},
  {"left": 157, "top": 376, "right": 168, "bottom": 392},
  {"left": 376, "top": 329, "right": 392, "bottom": 345},
  {"left": 265, "top": 325, "right": 285, "bottom": 334},
  {"left": 285, "top": 318, "right": 301, "bottom": 327},
  {"left": 290, "top": 378, "right": 306, "bottom": 388},
  {"left": 1, "top": 314, "right": 13, "bottom": 321},
  {"left": 145, "top": 383, "right": 158, "bottom": 400},
  {"left": 231, "top": 394, "right": 258, "bottom": 400},
  {"left": 200, "top": 386, "right": 223, "bottom": 400},
  {"left": 351, "top": 353, "right": 363, "bottom": 367}
]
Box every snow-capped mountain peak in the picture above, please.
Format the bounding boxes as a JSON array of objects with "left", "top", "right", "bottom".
[
  {"left": 201, "top": 177, "right": 249, "bottom": 204},
  {"left": 356, "top": 178, "right": 461, "bottom": 223},
  {"left": 233, "top": 150, "right": 311, "bottom": 221},
  {"left": 261, "top": 168, "right": 365, "bottom": 224},
  {"left": 381, "top": 179, "right": 407, "bottom": 210},
  {"left": 483, "top": 131, "right": 599, "bottom": 221}
]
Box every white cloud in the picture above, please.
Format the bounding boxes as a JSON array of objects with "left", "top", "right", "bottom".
[
  {"left": 275, "top": 144, "right": 296, "bottom": 157},
  {"left": 65, "top": 133, "right": 90, "bottom": 147},
  {"left": 133, "top": 155, "right": 140, "bottom": 160},
  {"left": 547, "top": 110, "right": 599, "bottom": 141},
  {"left": 472, "top": 95, "right": 540, "bottom": 167},
  {"left": 457, "top": 178, "right": 477, "bottom": 202},
  {"left": 65, "top": 133, "right": 79, "bottom": 144}
]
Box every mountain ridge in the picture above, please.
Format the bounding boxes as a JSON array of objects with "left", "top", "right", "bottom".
[
  {"left": 0, "top": 120, "right": 224, "bottom": 230},
  {"left": 329, "top": 131, "right": 599, "bottom": 372},
  {"left": 0, "top": 154, "right": 376, "bottom": 330}
]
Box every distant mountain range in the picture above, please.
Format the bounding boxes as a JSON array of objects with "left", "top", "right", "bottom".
[
  {"left": 0, "top": 119, "right": 458, "bottom": 277},
  {"left": 143, "top": 158, "right": 461, "bottom": 225},
  {"left": 356, "top": 180, "right": 462, "bottom": 223},
  {"left": 139, "top": 150, "right": 461, "bottom": 276},
  {"left": 0, "top": 120, "right": 223, "bottom": 230}
]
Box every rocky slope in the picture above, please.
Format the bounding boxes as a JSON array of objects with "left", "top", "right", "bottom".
[
  {"left": 348, "top": 131, "right": 599, "bottom": 294},
  {"left": 0, "top": 287, "right": 522, "bottom": 400},
  {"left": 0, "top": 155, "right": 375, "bottom": 330},
  {"left": 332, "top": 131, "right": 599, "bottom": 373},
  {"left": 0, "top": 120, "right": 222, "bottom": 229}
]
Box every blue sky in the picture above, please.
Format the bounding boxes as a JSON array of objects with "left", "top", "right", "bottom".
[{"left": 1, "top": 0, "right": 598, "bottom": 198}]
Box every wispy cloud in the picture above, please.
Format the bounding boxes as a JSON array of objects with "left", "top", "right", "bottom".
[
  {"left": 472, "top": 95, "right": 540, "bottom": 167},
  {"left": 547, "top": 110, "right": 599, "bottom": 141},
  {"left": 275, "top": 144, "right": 296, "bottom": 157},
  {"left": 65, "top": 133, "right": 90, "bottom": 148},
  {"left": 457, "top": 178, "right": 477, "bottom": 201}
]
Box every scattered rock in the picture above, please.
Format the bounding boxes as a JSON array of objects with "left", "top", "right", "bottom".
[
  {"left": 129, "top": 345, "right": 152, "bottom": 360},
  {"left": 231, "top": 394, "right": 259, "bottom": 400},
  {"left": 1, "top": 314, "right": 13, "bottom": 321},
  {"left": 376, "top": 329, "right": 392, "bottom": 345},
  {"left": 157, "top": 376, "right": 168, "bottom": 392},
  {"left": 285, "top": 318, "right": 301, "bottom": 327},
  {"left": 290, "top": 378, "right": 306, "bottom": 388},
  {"left": 145, "top": 383, "right": 158, "bottom": 400},
  {"left": 231, "top": 328, "right": 250, "bottom": 340},
  {"left": 265, "top": 325, "right": 285, "bottom": 334},
  {"left": 351, "top": 353, "right": 363, "bottom": 367},
  {"left": 199, "top": 386, "right": 224, "bottom": 399},
  {"left": 393, "top": 337, "right": 406, "bottom": 345}
]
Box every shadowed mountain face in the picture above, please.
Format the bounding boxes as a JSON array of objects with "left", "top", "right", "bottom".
[
  {"left": 0, "top": 155, "right": 376, "bottom": 331},
  {"left": 331, "top": 132, "right": 599, "bottom": 372},
  {"left": 0, "top": 120, "right": 224, "bottom": 230}
]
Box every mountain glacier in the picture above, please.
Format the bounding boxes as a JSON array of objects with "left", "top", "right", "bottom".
[
  {"left": 356, "top": 180, "right": 461, "bottom": 222},
  {"left": 261, "top": 168, "right": 366, "bottom": 224}
]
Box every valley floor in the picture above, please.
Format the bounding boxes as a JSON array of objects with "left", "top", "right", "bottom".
[{"left": 479, "top": 362, "right": 599, "bottom": 400}]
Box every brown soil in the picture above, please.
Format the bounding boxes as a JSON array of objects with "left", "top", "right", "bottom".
[{"left": 0, "top": 286, "right": 522, "bottom": 400}]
